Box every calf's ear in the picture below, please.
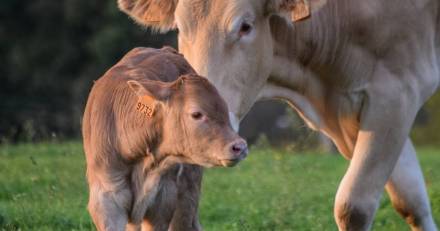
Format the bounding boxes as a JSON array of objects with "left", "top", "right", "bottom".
[
  {"left": 267, "top": 0, "right": 327, "bottom": 22},
  {"left": 118, "top": 0, "right": 178, "bottom": 32},
  {"left": 127, "top": 80, "right": 172, "bottom": 101}
]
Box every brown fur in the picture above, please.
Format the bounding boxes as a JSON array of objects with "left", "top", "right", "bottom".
[{"left": 82, "top": 47, "right": 247, "bottom": 231}]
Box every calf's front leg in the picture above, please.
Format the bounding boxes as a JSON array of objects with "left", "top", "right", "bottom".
[
  {"left": 169, "top": 165, "right": 203, "bottom": 231},
  {"left": 88, "top": 184, "right": 132, "bottom": 231}
]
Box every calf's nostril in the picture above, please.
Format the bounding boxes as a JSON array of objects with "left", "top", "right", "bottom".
[
  {"left": 230, "top": 140, "right": 248, "bottom": 156},
  {"left": 232, "top": 145, "right": 242, "bottom": 153}
]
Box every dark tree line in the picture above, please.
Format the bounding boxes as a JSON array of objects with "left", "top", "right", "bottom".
[{"left": 0, "top": 0, "right": 176, "bottom": 142}]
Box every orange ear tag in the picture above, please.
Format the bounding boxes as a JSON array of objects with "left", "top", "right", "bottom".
[
  {"left": 135, "top": 95, "right": 156, "bottom": 118},
  {"left": 292, "top": 0, "right": 311, "bottom": 22}
]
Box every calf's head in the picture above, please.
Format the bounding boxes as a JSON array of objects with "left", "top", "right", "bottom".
[
  {"left": 127, "top": 74, "right": 247, "bottom": 167},
  {"left": 119, "top": 0, "right": 327, "bottom": 129}
]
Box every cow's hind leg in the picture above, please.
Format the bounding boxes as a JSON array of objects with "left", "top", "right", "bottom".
[
  {"left": 385, "top": 139, "right": 438, "bottom": 231},
  {"left": 88, "top": 184, "right": 132, "bottom": 231}
]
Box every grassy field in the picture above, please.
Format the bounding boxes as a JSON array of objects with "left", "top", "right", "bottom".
[{"left": 0, "top": 142, "right": 439, "bottom": 231}]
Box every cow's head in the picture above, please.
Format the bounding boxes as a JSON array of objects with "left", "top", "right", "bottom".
[
  {"left": 127, "top": 74, "right": 248, "bottom": 167},
  {"left": 119, "top": 0, "right": 326, "bottom": 130}
]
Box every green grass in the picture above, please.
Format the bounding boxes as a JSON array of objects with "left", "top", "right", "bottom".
[{"left": 0, "top": 142, "right": 439, "bottom": 230}]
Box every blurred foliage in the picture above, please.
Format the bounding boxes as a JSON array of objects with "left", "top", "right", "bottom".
[
  {"left": 0, "top": 0, "right": 176, "bottom": 142},
  {"left": 412, "top": 91, "right": 440, "bottom": 146},
  {"left": 242, "top": 101, "right": 334, "bottom": 153}
]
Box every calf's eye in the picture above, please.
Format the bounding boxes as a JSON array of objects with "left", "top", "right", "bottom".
[
  {"left": 239, "top": 22, "right": 252, "bottom": 37},
  {"left": 191, "top": 112, "right": 203, "bottom": 120}
]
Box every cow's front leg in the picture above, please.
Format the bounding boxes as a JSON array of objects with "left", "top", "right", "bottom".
[
  {"left": 334, "top": 88, "right": 418, "bottom": 230},
  {"left": 386, "top": 139, "right": 438, "bottom": 231}
]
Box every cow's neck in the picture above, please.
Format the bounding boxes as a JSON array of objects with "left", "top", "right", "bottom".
[
  {"left": 268, "top": 0, "right": 381, "bottom": 88},
  {"left": 268, "top": 14, "right": 342, "bottom": 123},
  {"left": 266, "top": 12, "right": 366, "bottom": 156}
]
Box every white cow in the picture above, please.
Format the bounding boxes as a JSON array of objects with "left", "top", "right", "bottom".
[{"left": 118, "top": 0, "right": 440, "bottom": 230}]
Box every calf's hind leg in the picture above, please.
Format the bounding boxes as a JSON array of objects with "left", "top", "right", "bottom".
[{"left": 385, "top": 139, "right": 438, "bottom": 231}]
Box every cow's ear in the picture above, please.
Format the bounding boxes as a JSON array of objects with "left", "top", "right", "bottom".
[
  {"left": 118, "top": 0, "right": 178, "bottom": 32},
  {"left": 267, "top": 0, "right": 327, "bottom": 22},
  {"left": 127, "top": 80, "right": 172, "bottom": 101}
]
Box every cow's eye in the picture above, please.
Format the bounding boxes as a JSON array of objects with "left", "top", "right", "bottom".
[
  {"left": 191, "top": 111, "right": 204, "bottom": 120},
  {"left": 239, "top": 22, "right": 252, "bottom": 37}
]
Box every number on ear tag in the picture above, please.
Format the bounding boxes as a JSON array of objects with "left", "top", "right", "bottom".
[{"left": 135, "top": 95, "right": 156, "bottom": 118}]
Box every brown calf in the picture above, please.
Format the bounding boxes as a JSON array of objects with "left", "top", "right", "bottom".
[{"left": 82, "top": 47, "right": 248, "bottom": 231}]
